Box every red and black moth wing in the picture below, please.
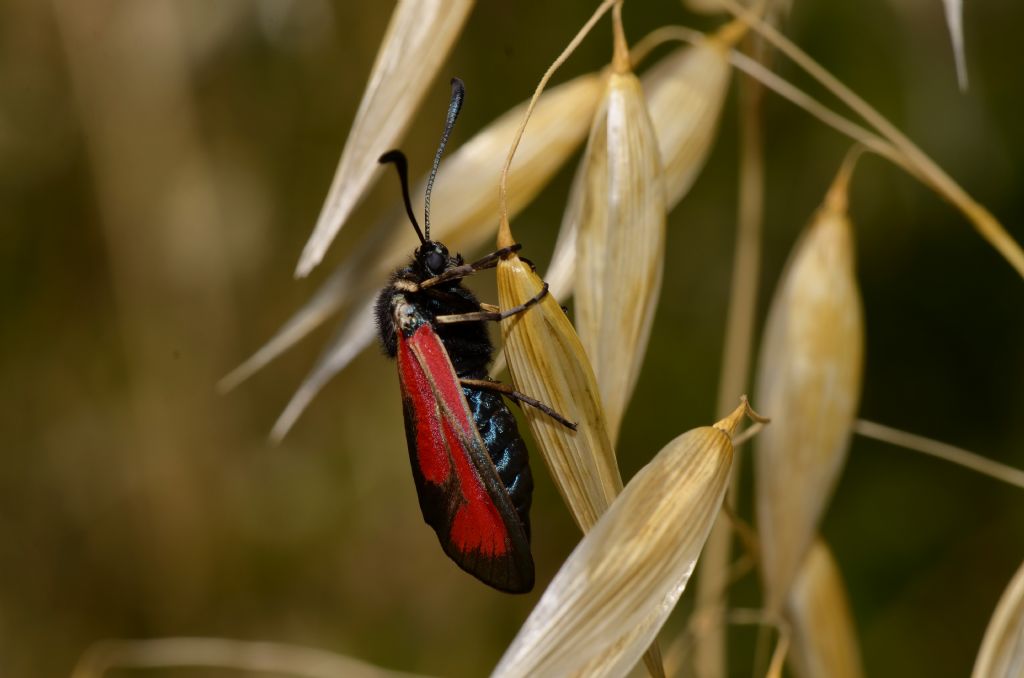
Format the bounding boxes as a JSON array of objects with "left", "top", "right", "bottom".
[{"left": 396, "top": 322, "right": 534, "bottom": 593}]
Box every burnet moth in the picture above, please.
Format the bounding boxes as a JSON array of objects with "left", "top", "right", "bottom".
[{"left": 374, "top": 78, "right": 575, "bottom": 594}]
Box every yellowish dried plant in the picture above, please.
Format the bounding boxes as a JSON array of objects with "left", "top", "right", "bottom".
[
  {"left": 492, "top": 401, "right": 757, "bottom": 678},
  {"left": 754, "top": 157, "right": 864, "bottom": 613},
  {"left": 570, "top": 18, "right": 666, "bottom": 442},
  {"left": 786, "top": 540, "right": 865, "bottom": 678},
  {"left": 641, "top": 22, "right": 738, "bottom": 209},
  {"left": 973, "top": 559, "right": 1024, "bottom": 678},
  {"left": 497, "top": 252, "right": 623, "bottom": 531}
]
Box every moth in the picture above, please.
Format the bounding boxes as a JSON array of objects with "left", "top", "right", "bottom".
[{"left": 375, "top": 78, "right": 574, "bottom": 593}]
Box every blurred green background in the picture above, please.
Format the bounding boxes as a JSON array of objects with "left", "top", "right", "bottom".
[{"left": 2, "top": 1, "right": 1023, "bottom": 676}]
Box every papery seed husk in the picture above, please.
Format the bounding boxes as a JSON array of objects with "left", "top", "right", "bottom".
[
  {"left": 497, "top": 254, "right": 622, "bottom": 531},
  {"left": 296, "top": 0, "right": 475, "bottom": 277},
  {"left": 754, "top": 187, "right": 864, "bottom": 614},
  {"left": 541, "top": 34, "right": 732, "bottom": 310},
  {"left": 571, "top": 70, "right": 666, "bottom": 442},
  {"left": 973, "top": 559, "right": 1024, "bottom": 678},
  {"left": 641, "top": 33, "right": 732, "bottom": 210},
  {"left": 786, "top": 539, "right": 865, "bottom": 678},
  {"left": 492, "top": 404, "right": 745, "bottom": 678}
]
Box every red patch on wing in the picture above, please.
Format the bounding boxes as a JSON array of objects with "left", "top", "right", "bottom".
[{"left": 397, "top": 325, "right": 509, "bottom": 557}]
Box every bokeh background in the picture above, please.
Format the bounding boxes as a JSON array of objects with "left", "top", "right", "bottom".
[{"left": 2, "top": 1, "right": 1023, "bottom": 676}]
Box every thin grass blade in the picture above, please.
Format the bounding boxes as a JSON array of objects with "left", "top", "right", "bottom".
[
  {"left": 295, "top": 0, "right": 474, "bottom": 277},
  {"left": 941, "top": 0, "right": 968, "bottom": 91},
  {"left": 270, "top": 297, "right": 378, "bottom": 443}
]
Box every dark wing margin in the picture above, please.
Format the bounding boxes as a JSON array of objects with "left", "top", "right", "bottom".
[{"left": 396, "top": 324, "right": 534, "bottom": 593}]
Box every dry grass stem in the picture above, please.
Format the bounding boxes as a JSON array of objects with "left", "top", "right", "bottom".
[
  {"left": 717, "top": 0, "right": 1024, "bottom": 278},
  {"left": 853, "top": 419, "right": 1024, "bottom": 491},
  {"left": 695, "top": 32, "right": 767, "bottom": 678},
  {"left": 492, "top": 401, "right": 755, "bottom": 678},
  {"left": 754, "top": 159, "right": 864, "bottom": 613},
  {"left": 973, "top": 560, "right": 1024, "bottom": 678},
  {"left": 497, "top": 0, "right": 620, "bottom": 243},
  {"left": 72, "top": 637, "right": 428, "bottom": 678},
  {"left": 571, "top": 67, "right": 666, "bottom": 441},
  {"left": 295, "top": 0, "right": 474, "bottom": 277},
  {"left": 270, "top": 297, "right": 377, "bottom": 442},
  {"left": 786, "top": 540, "right": 865, "bottom": 678}
]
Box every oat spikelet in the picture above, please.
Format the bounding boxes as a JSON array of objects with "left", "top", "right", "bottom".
[
  {"left": 786, "top": 540, "right": 865, "bottom": 678},
  {"left": 571, "top": 27, "right": 666, "bottom": 441},
  {"left": 973, "top": 560, "right": 1024, "bottom": 678},
  {"left": 754, "top": 159, "right": 864, "bottom": 613},
  {"left": 295, "top": 0, "right": 474, "bottom": 278},
  {"left": 492, "top": 401, "right": 755, "bottom": 678},
  {"left": 497, "top": 254, "right": 622, "bottom": 530},
  {"left": 641, "top": 23, "right": 737, "bottom": 210}
]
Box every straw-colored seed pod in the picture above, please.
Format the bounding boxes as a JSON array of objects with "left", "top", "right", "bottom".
[
  {"left": 754, "top": 171, "right": 864, "bottom": 614},
  {"left": 786, "top": 539, "right": 865, "bottom": 678},
  {"left": 641, "top": 27, "right": 734, "bottom": 210},
  {"left": 571, "top": 69, "right": 666, "bottom": 442},
  {"left": 492, "top": 401, "right": 751, "bottom": 678},
  {"left": 542, "top": 27, "right": 736, "bottom": 309},
  {"left": 296, "top": 0, "right": 475, "bottom": 277},
  {"left": 497, "top": 253, "right": 622, "bottom": 531},
  {"left": 973, "top": 559, "right": 1024, "bottom": 678}
]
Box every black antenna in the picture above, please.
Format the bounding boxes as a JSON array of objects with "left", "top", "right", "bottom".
[
  {"left": 379, "top": 150, "right": 426, "bottom": 245},
  {"left": 423, "top": 77, "right": 465, "bottom": 241}
]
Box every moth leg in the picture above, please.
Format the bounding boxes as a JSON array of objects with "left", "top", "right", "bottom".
[
  {"left": 460, "top": 378, "right": 576, "bottom": 430},
  {"left": 419, "top": 244, "right": 523, "bottom": 289},
  {"left": 435, "top": 284, "right": 548, "bottom": 325}
]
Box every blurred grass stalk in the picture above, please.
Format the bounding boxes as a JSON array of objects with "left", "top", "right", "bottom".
[
  {"left": 50, "top": 0, "right": 237, "bottom": 609},
  {"left": 72, "top": 637, "right": 429, "bottom": 678},
  {"left": 693, "top": 18, "right": 766, "bottom": 678}
]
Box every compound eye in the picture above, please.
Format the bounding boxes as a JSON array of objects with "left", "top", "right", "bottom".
[{"left": 425, "top": 251, "right": 446, "bottom": 273}]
